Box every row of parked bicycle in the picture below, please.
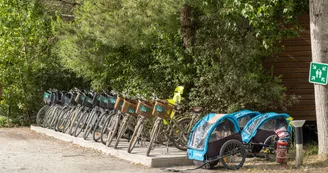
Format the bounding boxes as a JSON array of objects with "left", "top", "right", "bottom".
[
  {"left": 36, "top": 87, "right": 201, "bottom": 156},
  {"left": 36, "top": 87, "right": 295, "bottom": 170}
]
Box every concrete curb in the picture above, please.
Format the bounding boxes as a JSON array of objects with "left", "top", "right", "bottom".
[{"left": 30, "top": 125, "right": 193, "bottom": 168}]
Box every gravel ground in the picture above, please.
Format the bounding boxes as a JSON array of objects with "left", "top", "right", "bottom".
[{"left": 0, "top": 127, "right": 327, "bottom": 173}]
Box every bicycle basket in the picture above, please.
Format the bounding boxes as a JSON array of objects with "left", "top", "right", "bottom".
[
  {"left": 99, "top": 95, "right": 108, "bottom": 109},
  {"left": 93, "top": 94, "right": 101, "bottom": 107},
  {"left": 136, "top": 101, "right": 154, "bottom": 118},
  {"left": 152, "top": 100, "right": 174, "bottom": 119},
  {"left": 84, "top": 96, "right": 93, "bottom": 108},
  {"left": 64, "top": 94, "right": 72, "bottom": 105},
  {"left": 108, "top": 95, "right": 117, "bottom": 109},
  {"left": 99, "top": 95, "right": 116, "bottom": 109},
  {"left": 53, "top": 92, "right": 64, "bottom": 105},
  {"left": 114, "top": 96, "right": 124, "bottom": 110},
  {"left": 43, "top": 92, "right": 52, "bottom": 104},
  {"left": 121, "top": 99, "right": 138, "bottom": 116},
  {"left": 75, "top": 93, "right": 85, "bottom": 105},
  {"left": 69, "top": 93, "right": 77, "bottom": 105}
]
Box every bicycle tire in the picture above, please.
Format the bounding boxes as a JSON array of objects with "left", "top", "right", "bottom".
[
  {"left": 146, "top": 118, "right": 162, "bottom": 156},
  {"left": 44, "top": 106, "right": 56, "bottom": 128},
  {"left": 113, "top": 115, "right": 130, "bottom": 149},
  {"left": 41, "top": 106, "right": 51, "bottom": 128},
  {"left": 55, "top": 107, "right": 69, "bottom": 132},
  {"left": 48, "top": 106, "right": 60, "bottom": 129},
  {"left": 74, "top": 110, "right": 90, "bottom": 137},
  {"left": 70, "top": 108, "right": 84, "bottom": 136},
  {"left": 54, "top": 106, "right": 67, "bottom": 131},
  {"left": 59, "top": 108, "right": 72, "bottom": 133},
  {"left": 171, "top": 117, "right": 192, "bottom": 151},
  {"left": 93, "top": 112, "right": 109, "bottom": 142},
  {"left": 83, "top": 111, "right": 98, "bottom": 140},
  {"left": 36, "top": 105, "right": 49, "bottom": 126},
  {"left": 106, "top": 114, "right": 120, "bottom": 146},
  {"left": 127, "top": 117, "right": 144, "bottom": 153},
  {"left": 100, "top": 114, "right": 113, "bottom": 145},
  {"left": 61, "top": 107, "right": 75, "bottom": 133},
  {"left": 68, "top": 108, "right": 83, "bottom": 135}
]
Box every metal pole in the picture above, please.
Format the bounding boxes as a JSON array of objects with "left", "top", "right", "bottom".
[
  {"left": 291, "top": 120, "right": 305, "bottom": 167},
  {"left": 295, "top": 127, "right": 303, "bottom": 166}
]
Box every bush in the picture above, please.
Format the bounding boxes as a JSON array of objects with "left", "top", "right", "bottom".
[{"left": 0, "top": 116, "right": 8, "bottom": 127}]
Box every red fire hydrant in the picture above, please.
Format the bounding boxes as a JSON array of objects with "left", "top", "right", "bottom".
[{"left": 276, "top": 139, "right": 288, "bottom": 163}]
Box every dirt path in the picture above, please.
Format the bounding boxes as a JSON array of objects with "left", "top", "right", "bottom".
[
  {"left": 0, "top": 128, "right": 327, "bottom": 173},
  {"left": 0, "top": 128, "right": 165, "bottom": 173}
]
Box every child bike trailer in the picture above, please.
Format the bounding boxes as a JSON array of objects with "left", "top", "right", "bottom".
[{"left": 187, "top": 110, "right": 260, "bottom": 170}]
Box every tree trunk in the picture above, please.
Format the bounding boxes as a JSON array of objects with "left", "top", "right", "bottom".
[
  {"left": 310, "top": 0, "right": 328, "bottom": 157},
  {"left": 180, "top": 4, "right": 195, "bottom": 48}
]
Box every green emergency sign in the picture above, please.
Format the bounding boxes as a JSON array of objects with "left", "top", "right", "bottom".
[{"left": 309, "top": 62, "right": 328, "bottom": 85}]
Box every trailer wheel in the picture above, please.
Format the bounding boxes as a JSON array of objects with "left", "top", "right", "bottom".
[{"left": 220, "top": 139, "right": 246, "bottom": 170}]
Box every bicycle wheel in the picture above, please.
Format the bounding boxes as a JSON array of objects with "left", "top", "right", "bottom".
[
  {"left": 68, "top": 108, "right": 83, "bottom": 135},
  {"left": 54, "top": 107, "right": 68, "bottom": 131},
  {"left": 106, "top": 114, "right": 120, "bottom": 146},
  {"left": 93, "top": 112, "right": 111, "bottom": 142},
  {"left": 48, "top": 106, "right": 61, "bottom": 129},
  {"left": 44, "top": 106, "right": 56, "bottom": 128},
  {"left": 220, "top": 139, "right": 246, "bottom": 170},
  {"left": 55, "top": 107, "right": 69, "bottom": 132},
  {"left": 146, "top": 118, "right": 162, "bottom": 156},
  {"left": 58, "top": 108, "right": 72, "bottom": 133},
  {"left": 263, "top": 135, "right": 279, "bottom": 161},
  {"left": 127, "top": 117, "right": 145, "bottom": 153},
  {"left": 83, "top": 111, "right": 99, "bottom": 140},
  {"left": 113, "top": 115, "right": 130, "bottom": 149},
  {"left": 74, "top": 110, "right": 91, "bottom": 137},
  {"left": 36, "top": 105, "right": 49, "bottom": 126},
  {"left": 100, "top": 115, "right": 112, "bottom": 145},
  {"left": 171, "top": 117, "right": 192, "bottom": 151}
]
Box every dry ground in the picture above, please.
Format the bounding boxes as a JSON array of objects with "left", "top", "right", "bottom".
[{"left": 0, "top": 127, "right": 327, "bottom": 173}]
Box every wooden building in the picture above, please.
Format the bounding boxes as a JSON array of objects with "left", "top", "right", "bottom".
[
  {"left": 265, "top": 14, "right": 315, "bottom": 121},
  {"left": 265, "top": 14, "right": 317, "bottom": 141}
]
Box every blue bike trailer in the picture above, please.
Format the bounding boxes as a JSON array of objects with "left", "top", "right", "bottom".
[
  {"left": 187, "top": 110, "right": 260, "bottom": 162},
  {"left": 234, "top": 110, "right": 261, "bottom": 129},
  {"left": 241, "top": 112, "right": 293, "bottom": 144}
]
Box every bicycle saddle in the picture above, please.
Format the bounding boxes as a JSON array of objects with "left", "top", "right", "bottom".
[{"left": 191, "top": 107, "right": 202, "bottom": 113}]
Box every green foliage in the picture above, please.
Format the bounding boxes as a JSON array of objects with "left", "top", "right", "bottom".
[
  {"left": 304, "top": 142, "right": 319, "bottom": 156},
  {"left": 213, "top": 0, "right": 308, "bottom": 50},
  {"left": 55, "top": 0, "right": 304, "bottom": 114},
  {"left": 0, "top": 0, "right": 89, "bottom": 124},
  {"left": 185, "top": 1, "right": 300, "bottom": 112},
  {"left": 55, "top": 0, "right": 185, "bottom": 96},
  {"left": 0, "top": 0, "right": 308, "bottom": 124},
  {"left": 0, "top": 116, "right": 8, "bottom": 127}
]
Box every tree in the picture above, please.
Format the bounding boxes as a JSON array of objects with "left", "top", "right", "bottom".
[
  {"left": 54, "top": 0, "right": 306, "bottom": 113},
  {"left": 309, "top": 0, "right": 328, "bottom": 157},
  {"left": 0, "top": 0, "right": 88, "bottom": 125}
]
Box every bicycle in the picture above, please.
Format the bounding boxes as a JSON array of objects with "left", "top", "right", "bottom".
[
  {"left": 105, "top": 94, "right": 131, "bottom": 147},
  {"left": 73, "top": 91, "right": 98, "bottom": 137},
  {"left": 92, "top": 92, "right": 117, "bottom": 142},
  {"left": 127, "top": 98, "right": 155, "bottom": 153},
  {"left": 36, "top": 90, "right": 53, "bottom": 126},
  {"left": 113, "top": 96, "right": 141, "bottom": 149},
  {"left": 146, "top": 99, "right": 201, "bottom": 156}
]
